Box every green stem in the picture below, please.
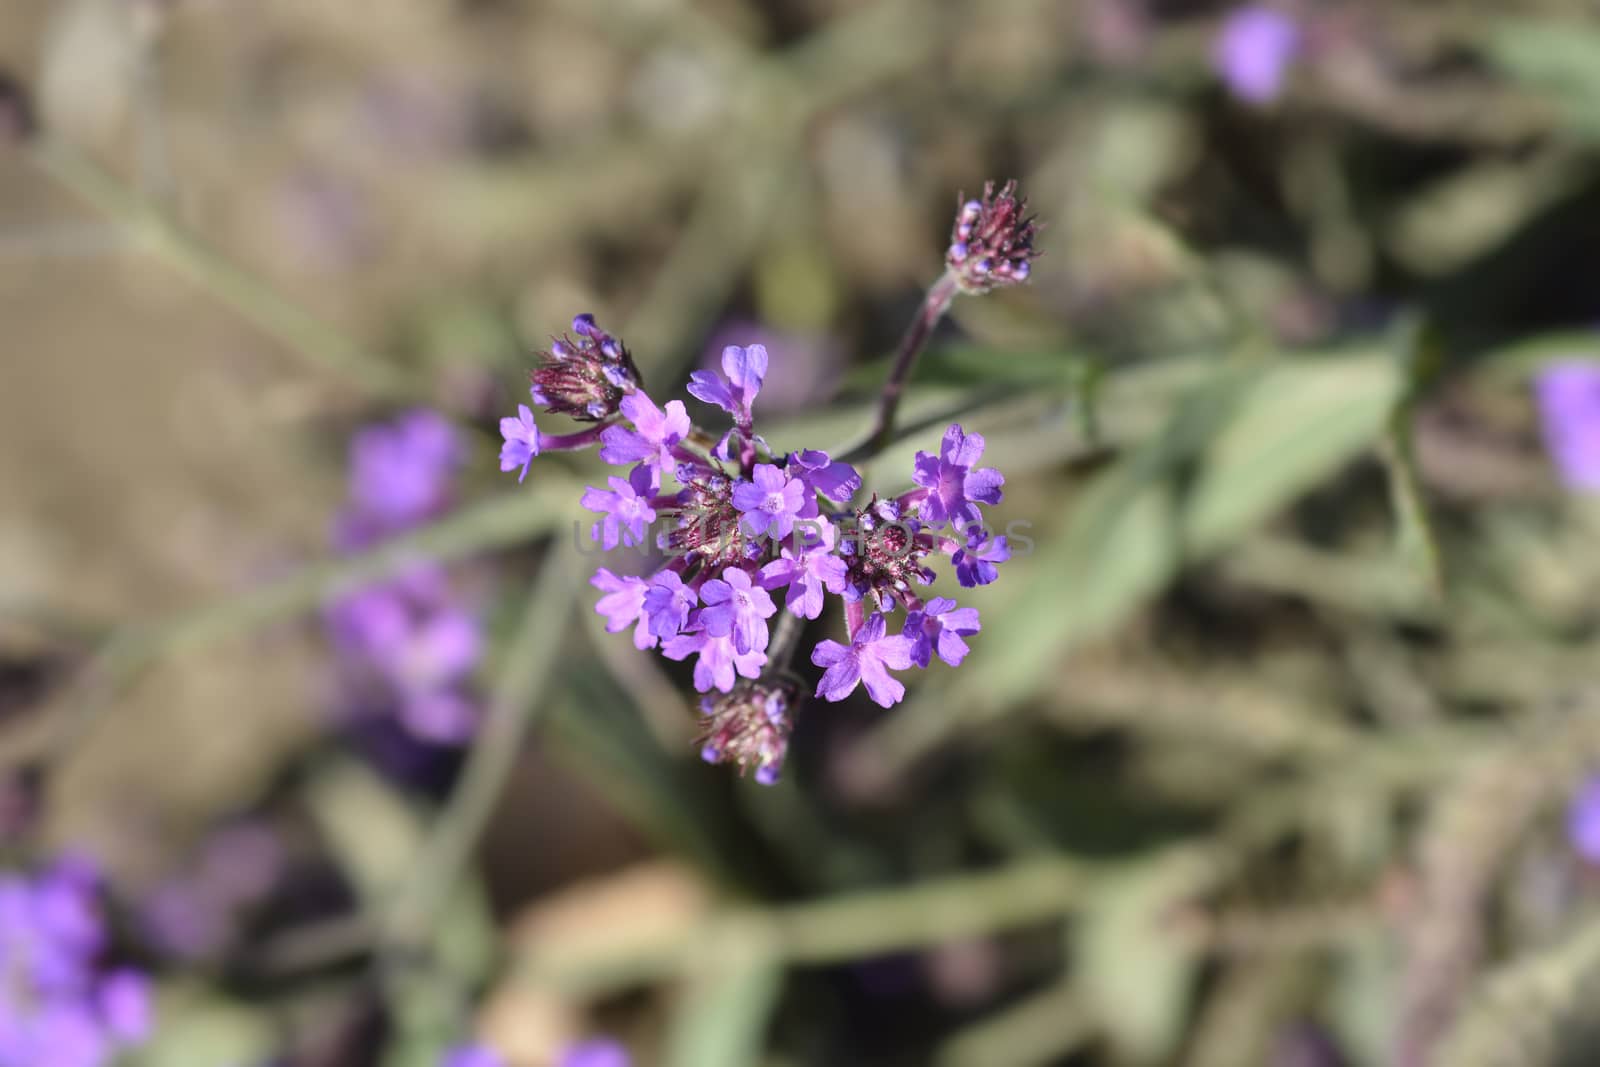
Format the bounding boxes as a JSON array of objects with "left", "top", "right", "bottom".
[
  {"left": 383, "top": 542, "right": 581, "bottom": 949},
  {"left": 26, "top": 140, "right": 416, "bottom": 399}
]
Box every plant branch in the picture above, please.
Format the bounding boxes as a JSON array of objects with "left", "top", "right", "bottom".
[
  {"left": 25, "top": 140, "right": 416, "bottom": 399},
  {"left": 383, "top": 542, "right": 581, "bottom": 950}
]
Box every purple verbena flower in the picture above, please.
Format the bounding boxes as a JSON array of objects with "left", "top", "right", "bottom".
[
  {"left": 591, "top": 568, "right": 656, "bottom": 650},
  {"left": 759, "top": 523, "right": 849, "bottom": 620},
  {"left": 945, "top": 181, "right": 1039, "bottom": 294},
  {"left": 912, "top": 424, "right": 1004, "bottom": 532},
  {"left": 1213, "top": 5, "right": 1301, "bottom": 105},
  {"left": 698, "top": 567, "right": 777, "bottom": 655},
  {"left": 687, "top": 344, "right": 767, "bottom": 426},
  {"left": 581, "top": 465, "right": 659, "bottom": 550},
  {"left": 952, "top": 533, "right": 1010, "bottom": 588},
  {"left": 1535, "top": 361, "right": 1600, "bottom": 492},
  {"left": 903, "top": 598, "right": 981, "bottom": 668},
  {"left": 662, "top": 628, "right": 766, "bottom": 693},
  {"left": 558, "top": 1039, "right": 631, "bottom": 1067},
  {"left": 643, "top": 571, "right": 698, "bottom": 638},
  {"left": 499, "top": 404, "right": 540, "bottom": 483},
  {"left": 599, "top": 391, "right": 691, "bottom": 486},
  {"left": 732, "top": 463, "right": 807, "bottom": 540},
  {"left": 811, "top": 612, "right": 916, "bottom": 708}
]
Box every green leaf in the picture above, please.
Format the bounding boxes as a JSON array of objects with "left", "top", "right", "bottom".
[
  {"left": 664, "top": 944, "right": 783, "bottom": 1067},
  {"left": 965, "top": 351, "right": 1402, "bottom": 707},
  {"left": 1477, "top": 20, "right": 1600, "bottom": 138},
  {"left": 1078, "top": 852, "right": 1213, "bottom": 1064},
  {"left": 126, "top": 985, "right": 275, "bottom": 1067}
]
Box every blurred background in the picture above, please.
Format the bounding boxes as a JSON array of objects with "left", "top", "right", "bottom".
[{"left": 7, "top": 0, "right": 1600, "bottom": 1065}]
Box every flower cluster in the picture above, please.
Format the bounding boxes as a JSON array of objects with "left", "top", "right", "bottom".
[
  {"left": 326, "top": 411, "right": 484, "bottom": 744},
  {"left": 501, "top": 320, "right": 1011, "bottom": 784},
  {"left": 945, "top": 180, "right": 1037, "bottom": 294},
  {"left": 0, "top": 857, "right": 153, "bottom": 1067}
]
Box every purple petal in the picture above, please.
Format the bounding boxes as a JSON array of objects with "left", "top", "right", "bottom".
[
  {"left": 731, "top": 481, "right": 768, "bottom": 512},
  {"left": 912, "top": 452, "right": 941, "bottom": 492},
  {"left": 964, "top": 467, "right": 1005, "bottom": 506},
  {"left": 873, "top": 632, "right": 916, "bottom": 673},
  {"left": 722, "top": 343, "right": 768, "bottom": 400},
  {"left": 811, "top": 639, "right": 848, "bottom": 669},
  {"left": 815, "top": 654, "right": 862, "bottom": 702},
  {"left": 857, "top": 655, "right": 905, "bottom": 708},
  {"left": 686, "top": 369, "right": 736, "bottom": 413}
]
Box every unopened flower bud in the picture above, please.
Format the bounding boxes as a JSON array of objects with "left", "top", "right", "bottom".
[
  {"left": 528, "top": 314, "right": 642, "bottom": 422},
  {"left": 697, "top": 681, "right": 797, "bottom": 785},
  {"left": 945, "top": 181, "right": 1039, "bottom": 295}
]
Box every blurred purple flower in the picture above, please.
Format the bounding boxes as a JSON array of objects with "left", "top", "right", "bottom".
[
  {"left": 1214, "top": 6, "right": 1302, "bottom": 105},
  {"left": 558, "top": 1039, "right": 631, "bottom": 1067},
  {"left": 340, "top": 410, "right": 466, "bottom": 541},
  {"left": 441, "top": 1045, "right": 505, "bottom": 1067},
  {"left": 327, "top": 412, "right": 483, "bottom": 746},
  {"left": 140, "top": 881, "right": 229, "bottom": 961},
  {"left": 198, "top": 823, "right": 288, "bottom": 906},
  {"left": 1535, "top": 362, "right": 1600, "bottom": 492},
  {"left": 97, "top": 971, "right": 152, "bottom": 1043},
  {"left": 142, "top": 821, "right": 287, "bottom": 964},
  {"left": 0, "top": 858, "right": 153, "bottom": 1067},
  {"left": 1568, "top": 773, "right": 1600, "bottom": 864}
]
